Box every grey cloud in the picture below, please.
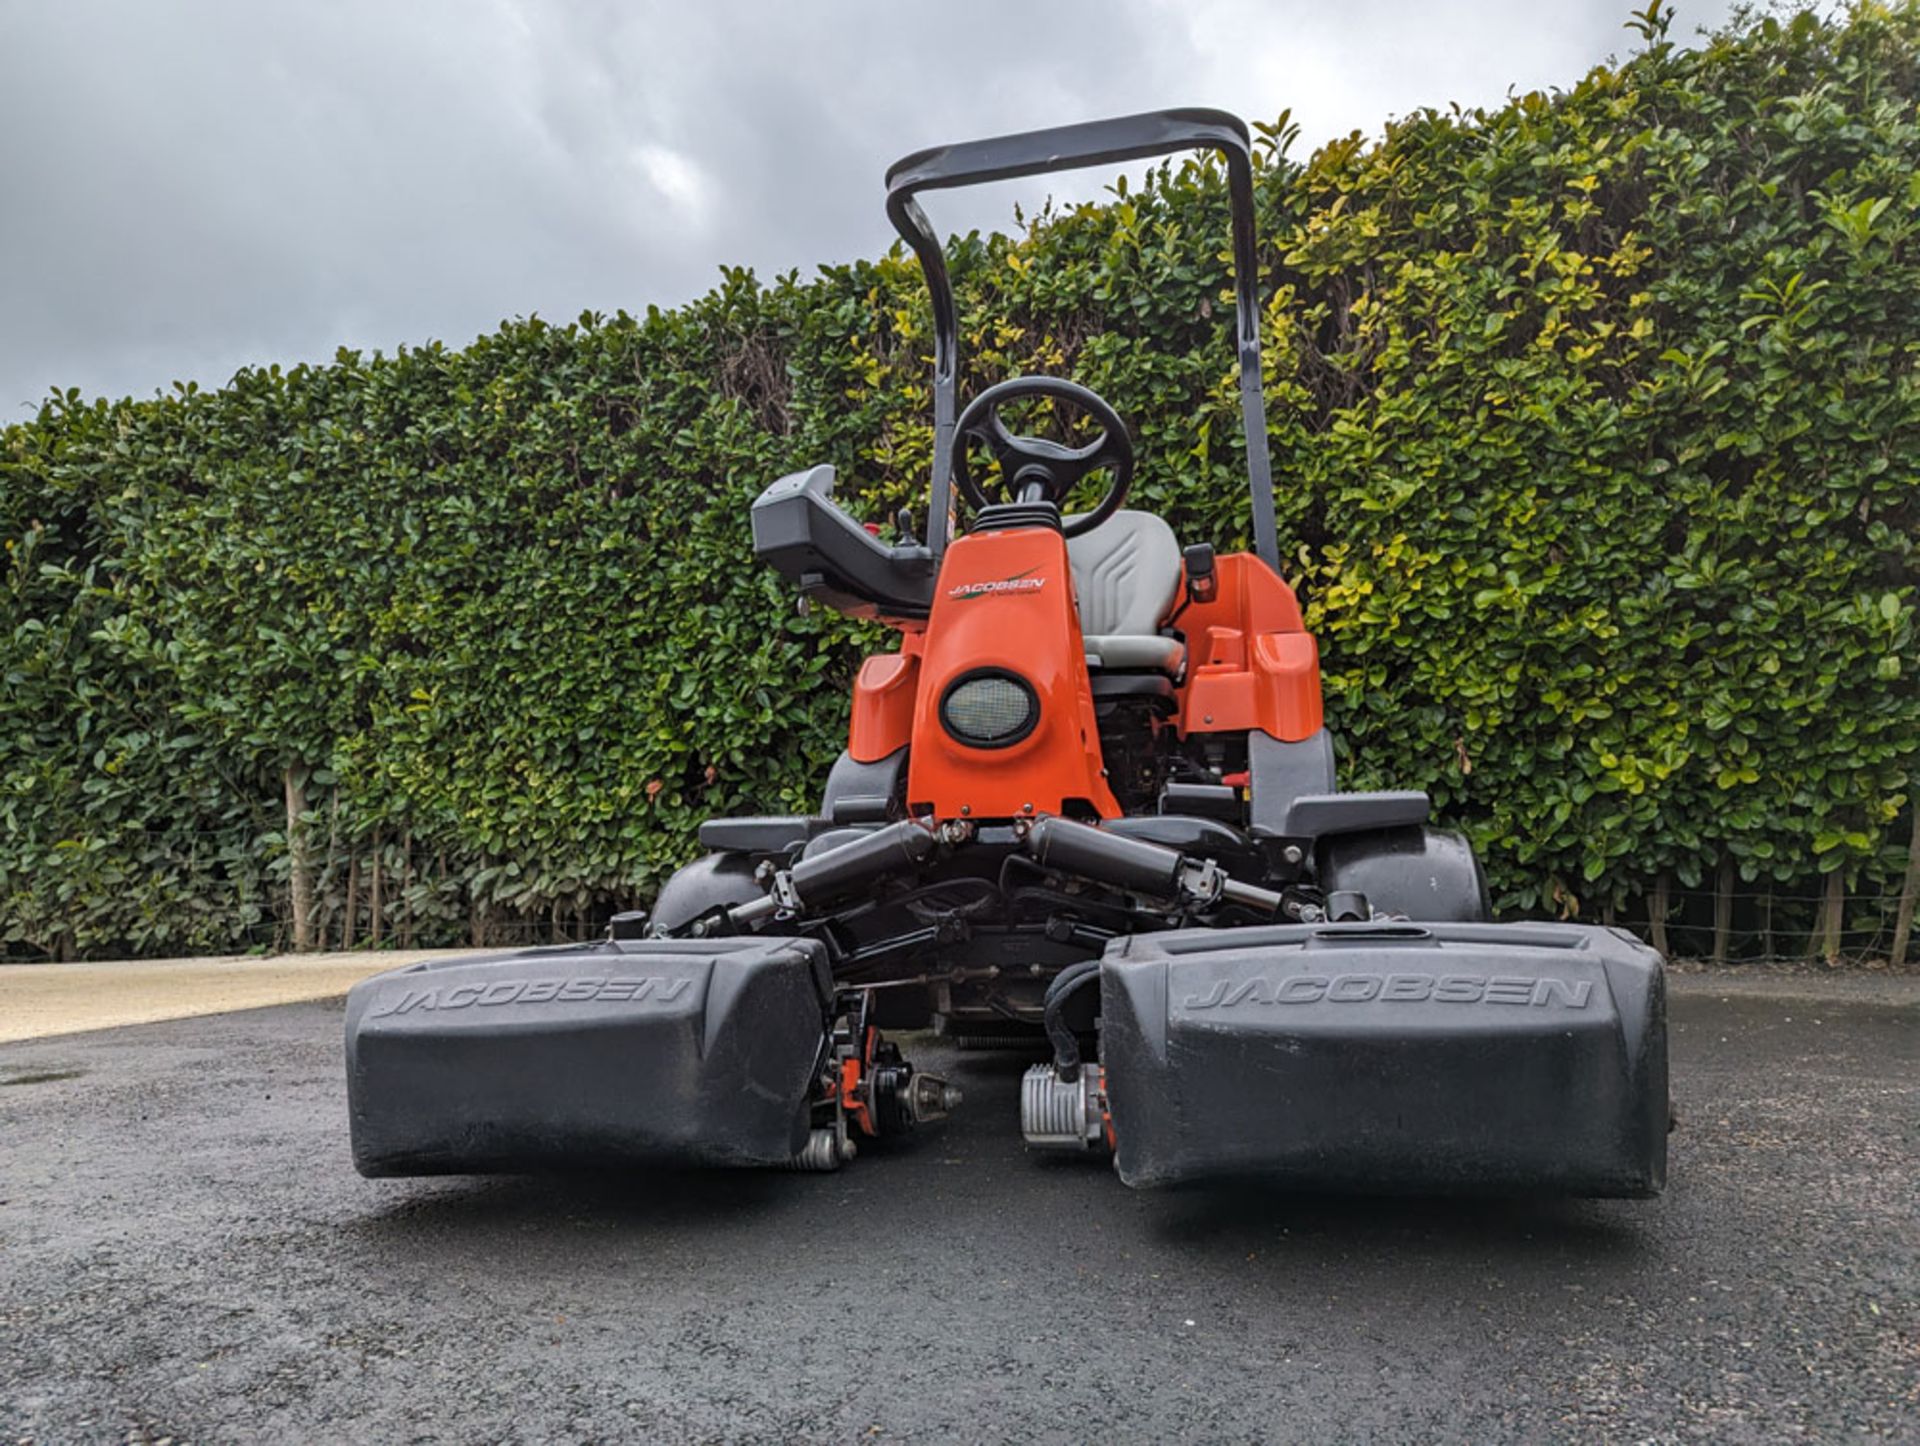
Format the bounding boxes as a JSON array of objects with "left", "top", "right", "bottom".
[{"left": 0, "top": 0, "right": 1736, "bottom": 414}]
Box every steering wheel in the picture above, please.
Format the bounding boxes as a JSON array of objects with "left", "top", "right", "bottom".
[{"left": 950, "top": 376, "right": 1135, "bottom": 539}]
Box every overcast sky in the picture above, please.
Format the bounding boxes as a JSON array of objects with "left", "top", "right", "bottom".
[{"left": 0, "top": 0, "right": 1744, "bottom": 415}]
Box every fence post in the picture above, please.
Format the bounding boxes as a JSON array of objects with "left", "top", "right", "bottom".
[
  {"left": 1817, "top": 868, "right": 1846, "bottom": 965},
  {"left": 284, "top": 765, "right": 314, "bottom": 952},
  {"left": 1892, "top": 805, "right": 1919, "bottom": 968}
]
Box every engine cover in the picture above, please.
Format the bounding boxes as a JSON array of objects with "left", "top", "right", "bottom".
[{"left": 1098, "top": 921, "right": 1667, "bottom": 1195}]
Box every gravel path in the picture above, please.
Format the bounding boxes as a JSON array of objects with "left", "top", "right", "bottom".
[{"left": 0, "top": 951, "right": 464, "bottom": 1043}]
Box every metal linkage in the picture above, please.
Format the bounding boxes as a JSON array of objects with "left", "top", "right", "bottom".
[
  {"left": 789, "top": 989, "right": 962, "bottom": 1173},
  {"left": 725, "top": 810, "right": 1310, "bottom": 956}
]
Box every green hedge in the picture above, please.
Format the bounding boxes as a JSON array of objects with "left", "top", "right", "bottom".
[{"left": 4, "top": 3, "right": 1916, "bottom": 960}]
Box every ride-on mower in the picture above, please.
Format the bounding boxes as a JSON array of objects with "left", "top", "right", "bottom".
[{"left": 346, "top": 110, "right": 1667, "bottom": 1194}]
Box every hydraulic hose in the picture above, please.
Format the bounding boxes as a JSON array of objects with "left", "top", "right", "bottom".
[
  {"left": 1043, "top": 965, "right": 1102, "bottom": 1083},
  {"left": 1044, "top": 958, "right": 1101, "bottom": 1007}
]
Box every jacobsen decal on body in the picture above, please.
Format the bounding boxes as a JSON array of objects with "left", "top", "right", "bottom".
[
  {"left": 948, "top": 567, "right": 1044, "bottom": 600},
  {"left": 1181, "top": 974, "right": 1594, "bottom": 1010},
  {"left": 368, "top": 976, "right": 695, "bottom": 1017}
]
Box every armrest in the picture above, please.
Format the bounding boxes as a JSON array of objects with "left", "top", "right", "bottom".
[
  {"left": 1274, "top": 792, "right": 1431, "bottom": 839},
  {"left": 751, "top": 466, "right": 935, "bottom": 620}
]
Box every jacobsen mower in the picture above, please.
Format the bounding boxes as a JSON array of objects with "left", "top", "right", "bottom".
[{"left": 345, "top": 110, "right": 1667, "bottom": 1194}]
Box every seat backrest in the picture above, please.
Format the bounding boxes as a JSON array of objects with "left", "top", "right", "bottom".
[{"left": 1065, "top": 509, "right": 1182, "bottom": 637}]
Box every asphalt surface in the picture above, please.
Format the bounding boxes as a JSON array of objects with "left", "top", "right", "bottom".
[{"left": 2, "top": 984, "right": 1915, "bottom": 1443}]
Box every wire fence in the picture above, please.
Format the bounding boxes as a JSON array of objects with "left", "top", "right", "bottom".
[
  {"left": 6, "top": 797, "right": 1917, "bottom": 965},
  {"left": 9, "top": 873, "right": 1913, "bottom": 966},
  {"left": 1550, "top": 885, "right": 1913, "bottom": 965}
]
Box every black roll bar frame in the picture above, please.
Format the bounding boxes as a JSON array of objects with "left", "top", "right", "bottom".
[{"left": 884, "top": 107, "right": 1279, "bottom": 570}]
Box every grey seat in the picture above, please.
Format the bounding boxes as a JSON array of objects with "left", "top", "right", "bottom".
[{"left": 1065, "top": 509, "right": 1186, "bottom": 675}]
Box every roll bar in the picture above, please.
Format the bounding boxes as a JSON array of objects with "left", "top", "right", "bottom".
[{"left": 884, "top": 108, "right": 1279, "bottom": 570}]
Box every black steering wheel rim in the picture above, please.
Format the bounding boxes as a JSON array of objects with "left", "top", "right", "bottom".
[{"left": 950, "top": 376, "right": 1134, "bottom": 538}]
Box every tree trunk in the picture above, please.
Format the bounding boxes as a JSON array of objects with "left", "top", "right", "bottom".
[
  {"left": 1817, "top": 868, "right": 1846, "bottom": 966},
  {"left": 1711, "top": 857, "right": 1734, "bottom": 965},
  {"left": 1649, "top": 873, "right": 1671, "bottom": 958},
  {"left": 343, "top": 849, "right": 360, "bottom": 951},
  {"left": 1890, "top": 806, "right": 1920, "bottom": 969},
  {"left": 399, "top": 830, "right": 414, "bottom": 949},
  {"left": 369, "top": 833, "right": 384, "bottom": 947},
  {"left": 322, "top": 790, "right": 341, "bottom": 951},
  {"left": 284, "top": 765, "right": 314, "bottom": 952},
  {"left": 469, "top": 854, "right": 488, "bottom": 947}
]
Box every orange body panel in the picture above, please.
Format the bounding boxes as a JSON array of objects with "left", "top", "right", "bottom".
[
  {"left": 1180, "top": 630, "right": 1324, "bottom": 741},
  {"left": 905, "top": 527, "right": 1120, "bottom": 819},
  {"left": 1178, "top": 551, "right": 1306, "bottom": 636},
  {"left": 1175, "top": 552, "right": 1323, "bottom": 742},
  {"left": 843, "top": 535, "right": 1325, "bottom": 812},
  {"left": 848, "top": 634, "right": 923, "bottom": 762}
]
